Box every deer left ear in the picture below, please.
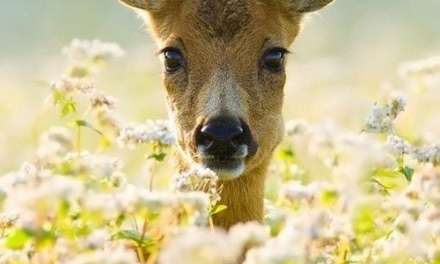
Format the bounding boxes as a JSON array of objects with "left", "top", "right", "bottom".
[
  {"left": 118, "top": 0, "right": 162, "bottom": 11},
  {"left": 288, "top": 0, "right": 334, "bottom": 13}
]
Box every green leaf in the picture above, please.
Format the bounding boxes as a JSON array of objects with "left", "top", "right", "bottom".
[
  {"left": 98, "top": 136, "right": 112, "bottom": 149},
  {"left": 61, "top": 98, "right": 77, "bottom": 117},
  {"left": 67, "top": 65, "right": 90, "bottom": 78},
  {"left": 112, "top": 230, "right": 153, "bottom": 247},
  {"left": 52, "top": 89, "right": 77, "bottom": 117},
  {"left": 399, "top": 166, "right": 414, "bottom": 182},
  {"left": 147, "top": 152, "right": 167, "bottom": 162},
  {"left": 52, "top": 89, "right": 66, "bottom": 105},
  {"left": 55, "top": 160, "right": 75, "bottom": 175},
  {"left": 433, "top": 249, "right": 440, "bottom": 264},
  {"left": 320, "top": 190, "right": 339, "bottom": 206},
  {"left": 5, "top": 229, "right": 32, "bottom": 249},
  {"left": 74, "top": 119, "right": 103, "bottom": 135},
  {"left": 277, "top": 148, "right": 295, "bottom": 162},
  {"left": 34, "top": 229, "right": 57, "bottom": 249},
  {"left": 353, "top": 206, "right": 375, "bottom": 235},
  {"left": 209, "top": 204, "right": 228, "bottom": 216},
  {"left": 372, "top": 168, "right": 406, "bottom": 191}
]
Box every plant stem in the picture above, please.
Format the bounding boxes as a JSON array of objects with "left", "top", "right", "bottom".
[
  {"left": 76, "top": 125, "right": 82, "bottom": 154},
  {"left": 209, "top": 216, "right": 215, "bottom": 231}
]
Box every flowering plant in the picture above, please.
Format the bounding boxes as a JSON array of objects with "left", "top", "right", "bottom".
[{"left": 1, "top": 40, "right": 440, "bottom": 264}]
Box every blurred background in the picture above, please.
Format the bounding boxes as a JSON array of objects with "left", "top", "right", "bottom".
[{"left": 1, "top": 0, "right": 439, "bottom": 174}]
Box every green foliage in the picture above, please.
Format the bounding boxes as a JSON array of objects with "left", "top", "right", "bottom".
[
  {"left": 5, "top": 229, "right": 32, "bottom": 250},
  {"left": 319, "top": 189, "right": 339, "bottom": 206},
  {"left": 112, "top": 229, "right": 154, "bottom": 248},
  {"left": 400, "top": 166, "right": 415, "bottom": 182},
  {"left": 53, "top": 89, "right": 77, "bottom": 117},
  {"left": 209, "top": 204, "right": 228, "bottom": 217},
  {"left": 73, "top": 119, "right": 103, "bottom": 136}
]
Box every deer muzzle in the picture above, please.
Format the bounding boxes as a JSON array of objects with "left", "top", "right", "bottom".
[{"left": 194, "top": 115, "right": 258, "bottom": 180}]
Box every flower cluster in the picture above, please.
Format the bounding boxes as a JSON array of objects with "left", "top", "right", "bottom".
[
  {"left": 62, "top": 39, "right": 125, "bottom": 64},
  {"left": 363, "top": 94, "right": 407, "bottom": 134},
  {"left": 399, "top": 56, "right": 440, "bottom": 78},
  {"left": 1, "top": 40, "right": 440, "bottom": 264},
  {"left": 0, "top": 40, "right": 219, "bottom": 263},
  {"left": 117, "top": 120, "right": 176, "bottom": 148},
  {"left": 159, "top": 223, "right": 268, "bottom": 264}
]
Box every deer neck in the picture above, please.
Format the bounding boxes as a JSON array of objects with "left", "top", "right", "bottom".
[{"left": 212, "top": 160, "right": 269, "bottom": 229}]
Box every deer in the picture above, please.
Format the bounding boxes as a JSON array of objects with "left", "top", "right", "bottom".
[{"left": 119, "top": 0, "right": 334, "bottom": 229}]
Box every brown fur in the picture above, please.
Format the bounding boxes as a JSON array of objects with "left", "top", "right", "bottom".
[
  {"left": 197, "top": 0, "right": 252, "bottom": 41},
  {"left": 119, "top": 0, "right": 334, "bottom": 229}
]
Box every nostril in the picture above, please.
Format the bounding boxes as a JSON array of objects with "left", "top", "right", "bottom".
[
  {"left": 231, "top": 132, "right": 245, "bottom": 146},
  {"left": 197, "top": 131, "right": 214, "bottom": 147}
]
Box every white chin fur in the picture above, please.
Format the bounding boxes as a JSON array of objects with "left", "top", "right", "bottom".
[{"left": 212, "top": 162, "right": 245, "bottom": 181}]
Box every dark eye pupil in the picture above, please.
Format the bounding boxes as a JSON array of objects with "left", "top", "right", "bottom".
[
  {"left": 263, "top": 50, "right": 285, "bottom": 71},
  {"left": 164, "top": 50, "right": 183, "bottom": 72}
]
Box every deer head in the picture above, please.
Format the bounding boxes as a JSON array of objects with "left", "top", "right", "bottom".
[{"left": 119, "top": 0, "right": 333, "bottom": 181}]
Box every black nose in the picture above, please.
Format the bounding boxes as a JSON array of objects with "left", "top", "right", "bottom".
[
  {"left": 195, "top": 116, "right": 257, "bottom": 159},
  {"left": 201, "top": 117, "right": 243, "bottom": 142}
]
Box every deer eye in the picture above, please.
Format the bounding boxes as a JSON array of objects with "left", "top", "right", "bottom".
[
  {"left": 163, "top": 48, "right": 184, "bottom": 73},
  {"left": 262, "top": 48, "right": 287, "bottom": 72}
]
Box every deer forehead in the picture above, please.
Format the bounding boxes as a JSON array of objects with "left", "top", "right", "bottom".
[
  {"left": 144, "top": 0, "right": 301, "bottom": 45},
  {"left": 122, "top": 0, "right": 335, "bottom": 38},
  {"left": 196, "top": 0, "right": 252, "bottom": 41}
]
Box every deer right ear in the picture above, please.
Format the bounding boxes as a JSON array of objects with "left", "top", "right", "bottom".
[
  {"left": 118, "top": 0, "right": 162, "bottom": 11},
  {"left": 286, "top": 0, "right": 334, "bottom": 13}
]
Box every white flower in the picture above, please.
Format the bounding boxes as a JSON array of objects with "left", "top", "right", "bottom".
[
  {"left": 90, "top": 92, "right": 117, "bottom": 110},
  {"left": 85, "top": 229, "right": 110, "bottom": 249},
  {"left": 413, "top": 145, "right": 440, "bottom": 166},
  {"left": 285, "top": 119, "right": 309, "bottom": 136},
  {"left": 228, "top": 222, "right": 269, "bottom": 252},
  {"left": 94, "top": 107, "right": 122, "bottom": 131},
  {"left": 117, "top": 120, "right": 176, "bottom": 147},
  {"left": 160, "top": 223, "right": 267, "bottom": 264},
  {"left": 281, "top": 181, "right": 326, "bottom": 203},
  {"left": 65, "top": 246, "right": 137, "bottom": 264},
  {"left": 399, "top": 56, "right": 440, "bottom": 78},
  {"left": 159, "top": 228, "right": 237, "bottom": 264},
  {"left": 0, "top": 187, "right": 6, "bottom": 204},
  {"left": 414, "top": 166, "right": 440, "bottom": 204},
  {"left": 82, "top": 191, "right": 122, "bottom": 219},
  {"left": 83, "top": 183, "right": 210, "bottom": 222},
  {"left": 0, "top": 162, "right": 50, "bottom": 190},
  {"left": 37, "top": 126, "right": 73, "bottom": 163},
  {"left": 173, "top": 166, "right": 218, "bottom": 191},
  {"left": 64, "top": 152, "right": 125, "bottom": 182},
  {"left": 51, "top": 77, "right": 95, "bottom": 94},
  {"left": 264, "top": 199, "right": 288, "bottom": 232},
  {"left": 62, "top": 39, "right": 125, "bottom": 63},
  {"left": 3, "top": 174, "right": 84, "bottom": 229},
  {"left": 245, "top": 210, "right": 352, "bottom": 264},
  {"left": 175, "top": 191, "right": 210, "bottom": 212},
  {"left": 0, "top": 250, "right": 29, "bottom": 264},
  {"left": 386, "top": 135, "right": 413, "bottom": 156},
  {"left": 364, "top": 95, "right": 406, "bottom": 134},
  {"left": 0, "top": 212, "right": 18, "bottom": 229},
  {"left": 374, "top": 210, "right": 438, "bottom": 261},
  {"left": 173, "top": 166, "right": 220, "bottom": 206}
]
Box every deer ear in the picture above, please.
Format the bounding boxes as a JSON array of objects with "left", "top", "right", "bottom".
[
  {"left": 288, "top": 0, "right": 334, "bottom": 13},
  {"left": 118, "top": 0, "right": 161, "bottom": 11}
]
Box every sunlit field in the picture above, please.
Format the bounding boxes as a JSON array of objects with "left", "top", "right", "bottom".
[{"left": 1, "top": 1, "right": 440, "bottom": 263}]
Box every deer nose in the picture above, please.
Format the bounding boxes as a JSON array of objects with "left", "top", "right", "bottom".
[
  {"left": 196, "top": 116, "right": 251, "bottom": 159},
  {"left": 201, "top": 117, "right": 243, "bottom": 142}
]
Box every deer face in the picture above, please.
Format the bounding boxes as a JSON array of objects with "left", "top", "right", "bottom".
[{"left": 120, "top": 0, "right": 333, "bottom": 180}]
